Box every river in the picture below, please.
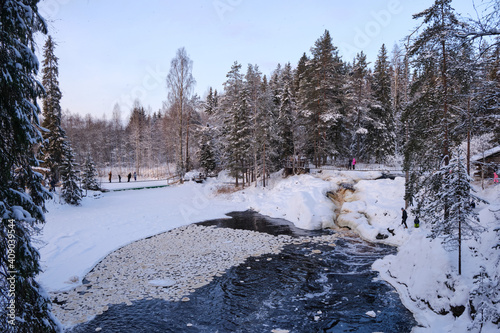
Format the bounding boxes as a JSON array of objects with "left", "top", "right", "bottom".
[{"left": 68, "top": 211, "right": 416, "bottom": 333}]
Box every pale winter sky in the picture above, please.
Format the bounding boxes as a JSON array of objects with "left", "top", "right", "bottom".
[{"left": 36, "top": 0, "right": 478, "bottom": 119}]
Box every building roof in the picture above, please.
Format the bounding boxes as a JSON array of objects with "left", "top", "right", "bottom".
[{"left": 471, "top": 145, "right": 500, "bottom": 162}]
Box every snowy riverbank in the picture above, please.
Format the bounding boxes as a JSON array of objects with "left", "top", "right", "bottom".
[{"left": 36, "top": 170, "right": 500, "bottom": 332}]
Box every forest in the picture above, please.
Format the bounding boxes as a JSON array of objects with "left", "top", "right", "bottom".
[{"left": 57, "top": 4, "right": 499, "bottom": 190}]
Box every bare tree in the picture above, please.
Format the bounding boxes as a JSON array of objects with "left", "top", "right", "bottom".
[{"left": 166, "top": 47, "right": 196, "bottom": 179}]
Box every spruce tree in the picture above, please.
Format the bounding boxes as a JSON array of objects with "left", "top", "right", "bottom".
[
  {"left": 82, "top": 153, "right": 100, "bottom": 191},
  {"left": 244, "top": 64, "right": 262, "bottom": 183},
  {"left": 197, "top": 125, "right": 217, "bottom": 175},
  {"left": 417, "top": 150, "right": 485, "bottom": 275},
  {"left": 298, "top": 30, "right": 346, "bottom": 166},
  {"left": 60, "top": 142, "right": 82, "bottom": 205},
  {"left": 0, "top": 1, "right": 61, "bottom": 331},
  {"left": 41, "top": 35, "right": 66, "bottom": 183},
  {"left": 277, "top": 62, "right": 296, "bottom": 163},
  {"left": 469, "top": 265, "right": 500, "bottom": 331},
  {"left": 368, "top": 44, "right": 396, "bottom": 163},
  {"left": 221, "top": 63, "right": 251, "bottom": 186},
  {"left": 127, "top": 101, "right": 147, "bottom": 174},
  {"left": 205, "top": 87, "right": 218, "bottom": 116}
]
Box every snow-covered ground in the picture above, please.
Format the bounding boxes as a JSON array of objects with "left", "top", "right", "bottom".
[{"left": 36, "top": 170, "right": 500, "bottom": 332}]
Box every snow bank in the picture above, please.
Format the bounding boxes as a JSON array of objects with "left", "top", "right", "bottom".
[
  {"left": 37, "top": 181, "right": 249, "bottom": 291},
  {"left": 368, "top": 181, "right": 500, "bottom": 333},
  {"left": 230, "top": 174, "right": 337, "bottom": 230},
  {"left": 373, "top": 233, "right": 470, "bottom": 331}
]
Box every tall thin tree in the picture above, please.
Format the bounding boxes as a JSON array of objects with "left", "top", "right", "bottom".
[{"left": 166, "top": 47, "right": 196, "bottom": 179}]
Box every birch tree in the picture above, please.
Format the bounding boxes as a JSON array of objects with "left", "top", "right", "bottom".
[{"left": 166, "top": 47, "right": 196, "bottom": 178}]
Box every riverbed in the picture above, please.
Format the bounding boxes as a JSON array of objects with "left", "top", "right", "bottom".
[{"left": 65, "top": 211, "right": 416, "bottom": 332}]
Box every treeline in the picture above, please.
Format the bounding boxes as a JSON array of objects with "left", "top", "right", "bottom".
[
  {"left": 201, "top": 32, "right": 398, "bottom": 186},
  {"left": 64, "top": 26, "right": 499, "bottom": 187},
  {"left": 62, "top": 102, "right": 178, "bottom": 178}
]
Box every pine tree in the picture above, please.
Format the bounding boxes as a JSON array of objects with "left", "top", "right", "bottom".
[
  {"left": 474, "top": 44, "right": 500, "bottom": 145},
  {"left": 82, "top": 153, "right": 100, "bottom": 191},
  {"left": 344, "top": 51, "right": 373, "bottom": 160},
  {"left": 417, "top": 150, "right": 485, "bottom": 275},
  {"left": 41, "top": 35, "right": 66, "bottom": 183},
  {"left": 390, "top": 44, "right": 410, "bottom": 158},
  {"left": 60, "top": 142, "right": 82, "bottom": 205},
  {"left": 404, "top": 0, "right": 466, "bottom": 206},
  {"left": 0, "top": 1, "right": 61, "bottom": 331},
  {"left": 256, "top": 75, "right": 279, "bottom": 186}
]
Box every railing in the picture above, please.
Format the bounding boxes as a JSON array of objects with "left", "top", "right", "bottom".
[
  {"left": 283, "top": 159, "right": 404, "bottom": 173},
  {"left": 314, "top": 163, "right": 404, "bottom": 173}
]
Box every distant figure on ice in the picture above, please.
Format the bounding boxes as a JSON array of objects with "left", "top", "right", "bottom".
[
  {"left": 133, "top": 171, "right": 137, "bottom": 181},
  {"left": 494, "top": 172, "right": 499, "bottom": 184},
  {"left": 108, "top": 171, "right": 112, "bottom": 183},
  {"left": 414, "top": 216, "right": 420, "bottom": 228},
  {"left": 348, "top": 158, "right": 352, "bottom": 170},
  {"left": 401, "top": 208, "right": 408, "bottom": 229},
  {"left": 127, "top": 173, "right": 132, "bottom": 182},
  {"left": 352, "top": 158, "right": 356, "bottom": 170},
  {"left": 118, "top": 174, "right": 121, "bottom": 183}
]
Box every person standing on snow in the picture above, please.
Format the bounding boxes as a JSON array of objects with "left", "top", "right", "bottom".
[
  {"left": 352, "top": 158, "right": 356, "bottom": 170},
  {"left": 108, "top": 171, "right": 112, "bottom": 183},
  {"left": 494, "top": 172, "right": 499, "bottom": 184},
  {"left": 127, "top": 173, "right": 131, "bottom": 182},
  {"left": 133, "top": 171, "right": 137, "bottom": 181},
  {"left": 401, "top": 208, "right": 408, "bottom": 229},
  {"left": 118, "top": 174, "right": 121, "bottom": 183},
  {"left": 414, "top": 216, "right": 420, "bottom": 228}
]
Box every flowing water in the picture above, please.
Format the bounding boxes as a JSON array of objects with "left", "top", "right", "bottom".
[{"left": 68, "top": 211, "right": 416, "bottom": 333}]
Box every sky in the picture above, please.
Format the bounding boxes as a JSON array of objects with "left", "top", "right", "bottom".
[{"left": 36, "top": 0, "right": 479, "bottom": 119}]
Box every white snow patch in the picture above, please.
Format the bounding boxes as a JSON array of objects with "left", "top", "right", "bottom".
[
  {"left": 148, "top": 278, "right": 176, "bottom": 287},
  {"left": 366, "top": 310, "right": 377, "bottom": 317}
]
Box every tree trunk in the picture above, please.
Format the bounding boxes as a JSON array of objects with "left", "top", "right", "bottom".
[
  {"left": 185, "top": 108, "right": 190, "bottom": 171},
  {"left": 458, "top": 208, "right": 462, "bottom": 275}
]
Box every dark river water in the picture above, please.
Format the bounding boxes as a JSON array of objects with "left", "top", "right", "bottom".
[{"left": 68, "top": 211, "right": 416, "bottom": 333}]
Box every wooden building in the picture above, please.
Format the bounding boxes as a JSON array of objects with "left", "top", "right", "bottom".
[{"left": 471, "top": 146, "right": 500, "bottom": 179}]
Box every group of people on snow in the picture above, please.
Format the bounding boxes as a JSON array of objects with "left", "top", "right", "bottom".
[
  {"left": 108, "top": 171, "right": 137, "bottom": 183},
  {"left": 347, "top": 158, "right": 356, "bottom": 170},
  {"left": 400, "top": 207, "right": 419, "bottom": 229}
]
